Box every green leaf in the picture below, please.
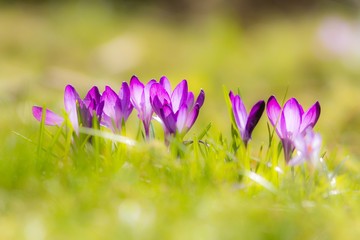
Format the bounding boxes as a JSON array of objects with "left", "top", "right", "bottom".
[
  {"left": 222, "top": 85, "right": 236, "bottom": 127},
  {"left": 197, "top": 122, "right": 211, "bottom": 140}
]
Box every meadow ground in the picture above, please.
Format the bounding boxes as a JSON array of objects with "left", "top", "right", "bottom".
[{"left": 1, "top": 3, "right": 360, "bottom": 239}]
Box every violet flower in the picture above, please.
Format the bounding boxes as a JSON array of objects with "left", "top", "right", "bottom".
[
  {"left": 32, "top": 85, "right": 104, "bottom": 133},
  {"left": 150, "top": 76, "right": 205, "bottom": 138},
  {"left": 266, "top": 96, "right": 321, "bottom": 163},
  {"left": 129, "top": 76, "right": 156, "bottom": 139},
  {"left": 101, "top": 82, "right": 133, "bottom": 133},
  {"left": 288, "top": 128, "right": 322, "bottom": 167},
  {"left": 229, "top": 91, "right": 265, "bottom": 146}
]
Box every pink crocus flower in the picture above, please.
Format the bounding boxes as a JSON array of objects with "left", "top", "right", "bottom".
[
  {"left": 129, "top": 76, "right": 157, "bottom": 139},
  {"left": 266, "top": 96, "right": 321, "bottom": 163},
  {"left": 229, "top": 91, "right": 265, "bottom": 146},
  {"left": 101, "top": 82, "right": 133, "bottom": 133},
  {"left": 150, "top": 76, "right": 205, "bottom": 138},
  {"left": 288, "top": 128, "right": 322, "bottom": 166},
  {"left": 32, "top": 85, "right": 104, "bottom": 133}
]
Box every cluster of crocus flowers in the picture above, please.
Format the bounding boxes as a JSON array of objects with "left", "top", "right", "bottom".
[
  {"left": 33, "top": 77, "right": 322, "bottom": 167},
  {"left": 32, "top": 76, "right": 205, "bottom": 142},
  {"left": 228, "top": 91, "right": 322, "bottom": 166}
]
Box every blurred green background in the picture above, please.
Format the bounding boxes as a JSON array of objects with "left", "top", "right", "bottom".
[
  {"left": 1, "top": 1, "right": 360, "bottom": 239},
  {"left": 1, "top": 0, "right": 359, "bottom": 155}
]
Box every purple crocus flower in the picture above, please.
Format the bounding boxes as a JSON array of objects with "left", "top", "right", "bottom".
[
  {"left": 229, "top": 91, "right": 265, "bottom": 146},
  {"left": 129, "top": 76, "right": 156, "bottom": 139},
  {"left": 288, "top": 128, "right": 322, "bottom": 167},
  {"left": 101, "top": 82, "right": 133, "bottom": 133},
  {"left": 32, "top": 85, "right": 104, "bottom": 133},
  {"left": 150, "top": 76, "right": 205, "bottom": 138},
  {"left": 266, "top": 96, "right": 321, "bottom": 163}
]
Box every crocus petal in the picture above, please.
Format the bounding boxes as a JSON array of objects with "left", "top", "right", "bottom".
[
  {"left": 88, "top": 99, "right": 96, "bottom": 116},
  {"left": 119, "top": 82, "right": 133, "bottom": 120},
  {"left": 102, "top": 86, "right": 120, "bottom": 119},
  {"left": 293, "top": 132, "right": 308, "bottom": 154},
  {"left": 96, "top": 101, "right": 104, "bottom": 122},
  {"left": 288, "top": 153, "right": 305, "bottom": 166},
  {"left": 84, "top": 86, "right": 101, "bottom": 109},
  {"left": 126, "top": 105, "right": 134, "bottom": 122},
  {"left": 171, "top": 80, "right": 188, "bottom": 113},
  {"left": 301, "top": 129, "right": 321, "bottom": 161},
  {"left": 78, "top": 103, "right": 93, "bottom": 128},
  {"left": 32, "top": 106, "right": 64, "bottom": 126},
  {"left": 101, "top": 114, "right": 116, "bottom": 133},
  {"left": 244, "top": 100, "right": 265, "bottom": 142},
  {"left": 279, "top": 111, "right": 287, "bottom": 140},
  {"left": 130, "top": 78, "right": 155, "bottom": 139},
  {"left": 186, "top": 92, "right": 195, "bottom": 109},
  {"left": 101, "top": 86, "right": 121, "bottom": 130},
  {"left": 185, "top": 104, "right": 200, "bottom": 131},
  {"left": 232, "top": 95, "right": 247, "bottom": 135},
  {"left": 150, "top": 83, "right": 171, "bottom": 106},
  {"left": 312, "top": 132, "right": 322, "bottom": 150},
  {"left": 64, "top": 85, "right": 81, "bottom": 132},
  {"left": 195, "top": 89, "right": 205, "bottom": 108},
  {"left": 119, "top": 82, "right": 131, "bottom": 109},
  {"left": 151, "top": 95, "right": 164, "bottom": 117},
  {"left": 160, "top": 76, "right": 172, "bottom": 95},
  {"left": 176, "top": 105, "right": 188, "bottom": 133},
  {"left": 266, "top": 96, "right": 281, "bottom": 129},
  {"left": 282, "top": 98, "right": 302, "bottom": 138},
  {"left": 300, "top": 101, "right": 321, "bottom": 133},
  {"left": 282, "top": 138, "right": 295, "bottom": 163},
  {"left": 129, "top": 75, "right": 144, "bottom": 108},
  {"left": 310, "top": 132, "right": 322, "bottom": 162},
  {"left": 298, "top": 104, "right": 304, "bottom": 116},
  {"left": 229, "top": 91, "right": 235, "bottom": 102},
  {"left": 161, "top": 105, "right": 177, "bottom": 134},
  {"left": 142, "top": 80, "right": 156, "bottom": 120}
]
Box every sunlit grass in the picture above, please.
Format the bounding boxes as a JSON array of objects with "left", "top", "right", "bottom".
[{"left": 1, "top": 107, "right": 358, "bottom": 239}]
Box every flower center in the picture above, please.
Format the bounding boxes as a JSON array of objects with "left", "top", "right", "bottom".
[{"left": 307, "top": 144, "right": 313, "bottom": 153}]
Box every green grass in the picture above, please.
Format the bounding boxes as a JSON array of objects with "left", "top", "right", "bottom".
[
  {"left": 1, "top": 2, "right": 360, "bottom": 239},
  {"left": 1, "top": 114, "right": 359, "bottom": 240}
]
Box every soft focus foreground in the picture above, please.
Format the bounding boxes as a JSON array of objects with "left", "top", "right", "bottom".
[{"left": 2, "top": 2, "right": 360, "bottom": 239}]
